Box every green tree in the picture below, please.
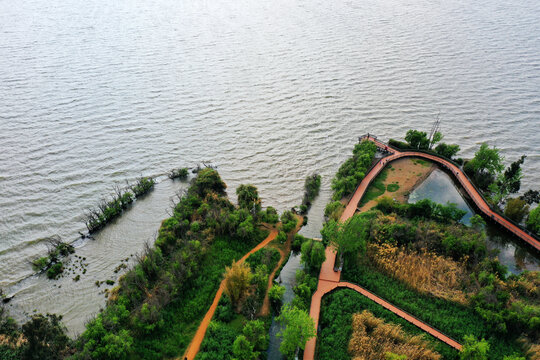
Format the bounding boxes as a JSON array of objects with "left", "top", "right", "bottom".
[
  {"left": 262, "top": 206, "right": 279, "bottom": 224},
  {"left": 405, "top": 130, "right": 430, "bottom": 150},
  {"left": 236, "top": 184, "right": 262, "bottom": 215},
  {"left": 300, "top": 240, "right": 326, "bottom": 272},
  {"left": 320, "top": 219, "right": 339, "bottom": 246},
  {"left": 269, "top": 284, "right": 286, "bottom": 311},
  {"left": 504, "top": 198, "right": 529, "bottom": 222},
  {"left": 430, "top": 131, "right": 443, "bottom": 149},
  {"left": 193, "top": 168, "right": 227, "bottom": 197},
  {"left": 468, "top": 143, "right": 504, "bottom": 176},
  {"left": 324, "top": 201, "right": 345, "bottom": 221},
  {"left": 521, "top": 189, "right": 540, "bottom": 205},
  {"left": 434, "top": 143, "right": 460, "bottom": 159},
  {"left": 526, "top": 206, "right": 540, "bottom": 235},
  {"left": 237, "top": 216, "right": 255, "bottom": 240},
  {"left": 232, "top": 335, "right": 258, "bottom": 360},
  {"left": 459, "top": 335, "right": 489, "bottom": 360},
  {"left": 502, "top": 155, "right": 526, "bottom": 194},
  {"left": 21, "top": 314, "right": 70, "bottom": 360},
  {"left": 276, "top": 305, "right": 316, "bottom": 359},
  {"left": 331, "top": 213, "right": 370, "bottom": 259},
  {"left": 281, "top": 211, "right": 298, "bottom": 233},
  {"left": 242, "top": 320, "right": 268, "bottom": 351},
  {"left": 470, "top": 214, "right": 486, "bottom": 231},
  {"left": 277, "top": 231, "right": 287, "bottom": 244}
]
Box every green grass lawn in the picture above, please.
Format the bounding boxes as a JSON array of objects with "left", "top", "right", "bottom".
[{"left": 358, "top": 168, "right": 389, "bottom": 207}]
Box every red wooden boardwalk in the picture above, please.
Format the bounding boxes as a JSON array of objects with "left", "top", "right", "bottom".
[{"left": 305, "top": 136, "right": 540, "bottom": 359}]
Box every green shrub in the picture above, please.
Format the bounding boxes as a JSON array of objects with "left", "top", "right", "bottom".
[
  {"left": 331, "top": 140, "right": 377, "bottom": 200},
  {"left": 169, "top": 167, "right": 189, "bottom": 180},
  {"left": 32, "top": 257, "right": 49, "bottom": 271},
  {"left": 281, "top": 211, "right": 298, "bottom": 233},
  {"left": 277, "top": 231, "right": 287, "bottom": 244},
  {"left": 269, "top": 284, "right": 286, "bottom": 312},
  {"left": 387, "top": 183, "right": 400, "bottom": 192},
  {"left": 46, "top": 263, "right": 63, "bottom": 279},
  {"left": 324, "top": 200, "right": 345, "bottom": 221},
  {"left": 302, "top": 174, "right": 321, "bottom": 208},
  {"left": 262, "top": 207, "right": 279, "bottom": 224},
  {"left": 132, "top": 177, "right": 155, "bottom": 198}
]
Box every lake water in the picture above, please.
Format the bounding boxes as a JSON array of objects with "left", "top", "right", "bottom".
[{"left": 1, "top": 0, "right": 540, "bottom": 332}]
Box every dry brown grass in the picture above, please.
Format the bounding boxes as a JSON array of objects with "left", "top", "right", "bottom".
[
  {"left": 348, "top": 310, "right": 441, "bottom": 360},
  {"left": 367, "top": 242, "right": 468, "bottom": 304},
  {"left": 527, "top": 343, "right": 540, "bottom": 360},
  {"left": 0, "top": 333, "right": 26, "bottom": 348}
]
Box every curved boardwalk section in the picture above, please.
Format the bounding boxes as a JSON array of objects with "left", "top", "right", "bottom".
[
  {"left": 367, "top": 138, "right": 540, "bottom": 251},
  {"left": 182, "top": 228, "right": 278, "bottom": 360},
  {"left": 306, "top": 136, "right": 540, "bottom": 359}
]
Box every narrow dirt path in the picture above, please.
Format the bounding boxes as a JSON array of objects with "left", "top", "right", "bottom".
[{"left": 181, "top": 228, "right": 278, "bottom": 360}]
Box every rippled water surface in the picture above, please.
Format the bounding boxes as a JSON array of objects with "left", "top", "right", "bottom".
[{"left": 1, "top": 0, "right": 540, "bottom": 332}]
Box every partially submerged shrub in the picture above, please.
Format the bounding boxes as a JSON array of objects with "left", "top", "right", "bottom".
[
  {"left": 132, "top": 177, "right": 155, "bottom": 198},
  {"left": 168, "top": 167, "right": 189, "bottom": 180},
  {"left": 46, "top": 263, "right": 64, "bottom": 280}
]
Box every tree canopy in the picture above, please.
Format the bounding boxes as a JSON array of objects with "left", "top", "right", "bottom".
[
  {"left": 193, "top": 168, "right": 227, "bottom": 197},
  {"left": 468, "top": 143, "right": 504, "bottom": 176},
  {"left": 504, "top": 198, "right": 529, "bottom": 223},
  {"left": 276, "top": 305, "right": 316, "bottom": 359},
  {"left": 236, "top": 184, "right": 261, "bottom": 215},
  {"left": 224, "top": 261, "right": 252, "bottom": 306},
  {"left": 405, "top": 130, "right": 430, "bottom": 150},
  {"left": 459, "top": 335, "right": 490, "bottom": 360}
]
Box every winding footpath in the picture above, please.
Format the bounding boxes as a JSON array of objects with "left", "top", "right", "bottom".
[
  {"left": 181, "top": 228, "right": 278, "bottom": 360},
  {"left": 305, "top": 136, "right": 540, "bottom": 359}
]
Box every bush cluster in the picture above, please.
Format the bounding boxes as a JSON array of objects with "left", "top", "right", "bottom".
[
  {"left": 280, "top": 211, "right": 298, "bottom": 233},
  {"left": 31, "top": 237, "right": 75, "bottom": 279},
  {"left": 331, "top": 140, "right": 377, "bottom": 200},
  {"left": 299, "top": 174, "right": 321, "bottom": 214},
  {"left": 85, "top": 177, "right": 155, "bottom": 233},
  {"left": 168, "top": 167, "right": 189, "bottom": 180}
]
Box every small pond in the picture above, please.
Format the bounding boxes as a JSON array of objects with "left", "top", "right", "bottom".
[{"left": 409, "top": 169, "right": 540, "bottom": 274}]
